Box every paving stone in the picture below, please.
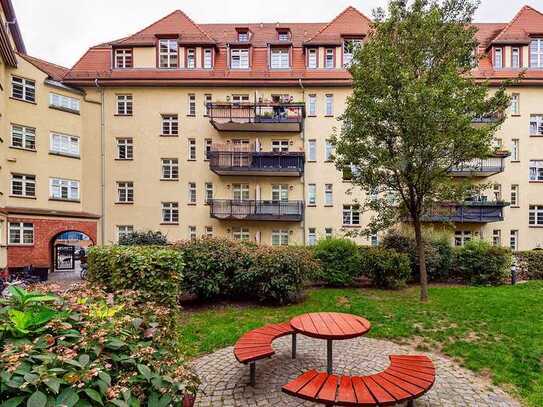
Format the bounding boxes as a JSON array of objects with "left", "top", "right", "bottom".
[{"left": 192, "top": 335, "right": 520, "bottom": 406}]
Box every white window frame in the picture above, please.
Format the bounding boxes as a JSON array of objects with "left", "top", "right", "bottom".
[
  {"left": 188, "top": 182, "right": 197, "bottom": 204},
  {"left": 454, "top": 230, "right": 472, "bottom": 247},
  {"left": 116, "top": 94, "right": 133, "bottom": 115},
  {"left": 342, "top": 205, "right": 360, "bottom": 226},
  {"left": 231, "top": 48, "right": 249, "bottom": 69},
  {"left": 50, "top": 178, "right": 80, "bottom": 201},
  {"left": 11, "top": 76, "right": 35, "bottom": 102},
  {"left": 186, "top": 48, "right": 196, "bottom": 69},
  {"left": 530, "top": 115, "right": 543, "bottom": 136},
  {"left": 161, "top": 202, "right": 179, "bottom": 224},
  {"left": 114, "top": 48, "right": 133, "bottom": 69},
  {"left": 308, "top": 139, "right": 317, "bottom": 161},
  {"left": 308, "top": 48, "right": 317, "bottom": 69},
  {"left": 204, "top": 94, "right": 212, "bottom": 116},
  {"left": 117, "top": 225, "right": 134, "bottom": 242},
  {"left": 161, "top": 114, "right": 178, "bottom": 136},
  {"left": 511, "top": 184, "right": 519, "bottom": 207},
  {"left": 158, "top": 39, "right": 178, "bottom": 69},
  {"left": 324, "top": 184, "right": 333, "bottom": 206},
  {"left": 49, "top": 93, "right": 80, "bottom": 112},
  {"left": 205, "top": 138, "right": 213, "bottom": 160},
  {"left": 205, "top": 182, "right": 213, "bottom": 203},
  {"left": 530, "top": 38, "right": 543, "bottom": 68},
  {"left": 117, "top": 181, "right": 134, "bottom": 203},
  {"left": 308, "top": 184, "right": 316, "bottom": 205},
  {"left": 9, "top": 222, "right": 34, "bottom": 245},
  {"left": 510, "top": 93, "right": 520, "bottom": 115},
  {"left": 11, "top": 174, "right": 36, "bottom": 197},
  {"left": 494, "top": 48, "right": 503, "bottom": 69},
  {"left": 238, "top": 32, "right": 249, "bottom": 42},
  {"left": 188, "top": 226, "right": 197, "bottom": 240},
  {"left": 203, "top": 48, "right": 213, "bottom": 69},
  {"left": 510, "top": 230, "right": 518, "bottom": 251},
  {"left": 511, "top": 139, "right": 519, "bottom": 161},
  {"left": 188, "top": 138, "right": 196, "bottom": 160},
  {"left": 272, "top": 184, "right": 289, "bottom": 202},
  {"left": 233, "top": 184, "right": 250, "bottom": 201},
  {"left": 205, "top": 226, "right": 213, "bottom": 237},
  {"left": 308, "top": 228, "right": 317, "bottom": 246},
  {"left": 11, "top": 124, "right": 36, "bottom": 150},
  {"left": 161, "top": 158, "right": 179, "bottom": 180},
  {"left": 529, "top": 205, "right": 543, "bottom": 226},
  {"left": 116, "top": 138, "right": 133, "bottom": 160},
  {"left": 232, "top": 227, "right": 250, "bottom": 241},
  {"left": 492, "top": 229, "right": 501, "bottom": 246},
  {"left": 50, "top": 132, "right": 80, "bottom": 157},
  {"left": 324, "top": 140, "right": 333, "bottom": 161},
  {"left": 271, "top": 229, "right": 289, "bottom": 246},
  {"left": 271, "top": 140, "right": 289, "bottom": 152},
  {"left": 529, "top": 160, "right": 543, "bottom": 181},
  {"left": 511, "top": 47, "right": 520, "bottom": 69},
  {"left": 270, "top": 48, "right": 289, "bottom": 69},
  {"left": 325, "top": 228, "right": 333, "bottom": 239},
  {"left": 325, "top": 94, "right": 334, "bottom": 116},
  {"left": 188, "top": 94, "right": 196, "bottom": 116},
  {"left": 308, "top": 94, "right": 316, "bottom": 116},
  {"left": 343, "top": 39, "right": 362, "bottom": 67},
  {"left": 325, "top": 49, "right": 335, "bottom": 69}
]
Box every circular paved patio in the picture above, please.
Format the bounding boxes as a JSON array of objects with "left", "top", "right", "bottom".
[{"left": 192, "top": 335, "right": 520, "bottom": 406}]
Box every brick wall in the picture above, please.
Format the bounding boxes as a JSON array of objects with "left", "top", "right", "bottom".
[{"left": 7, "top": 217, "right": 97, "bottom": 269}]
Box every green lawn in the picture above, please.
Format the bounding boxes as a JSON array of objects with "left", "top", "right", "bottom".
[{"left": 178, "top": 282, "right": 543, "bottom": 406}]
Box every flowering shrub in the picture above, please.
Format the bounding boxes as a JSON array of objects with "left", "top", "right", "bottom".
[{"left": 0, "top": 283, "right": 199, "bottom": 406}]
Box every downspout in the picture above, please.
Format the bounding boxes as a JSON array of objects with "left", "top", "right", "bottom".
[
  {"left": 298, "top": 78, "right": 306, "bottom": 245},
  {"left": 95, "top": 78, "right": 106, "bottom": 245}
]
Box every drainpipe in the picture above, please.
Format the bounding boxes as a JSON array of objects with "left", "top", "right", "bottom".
[
  {"left": 95, "top": 79, "right": 106, "bottom": 245},
  {"left": 298, "top": 78, "right": 306, "bottom": 245}
]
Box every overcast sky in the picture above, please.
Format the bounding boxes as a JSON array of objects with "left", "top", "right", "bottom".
[{"left": 12, "top": 0, "right": 543, "bottom": 67}]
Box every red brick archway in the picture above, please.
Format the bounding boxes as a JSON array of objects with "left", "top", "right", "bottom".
[{"left": 7, "top": 217, "right": 97, "bottom": 269}]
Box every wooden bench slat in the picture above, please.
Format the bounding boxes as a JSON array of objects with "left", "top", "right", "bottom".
[
  {"left": 391, "top": 361, "right": 436, "bottom": 374},
  {"left": 351, "top": 376, "right": 376, "bottom": 405},
  {"left": 390, "top": 355, "right": 432, "bottom": 363},
  {"left": 388, "top": 366, "right": 435, "bottom": 382},
  {"left": 384, "top": 368, "right": 434, "bottom": 388},
  {"left": 381, "top": 372, "right": 425, "bottom": 396},
  {"left": 283, "top": 370, "right": 319, "bottom": 393},
  {"left": 371, "top": 374, "right": 412, "bottom": 400},
  {"left": 316, "top": 374, "right": 339, "bottom": 403},
  {"left": 299, "top": 372, "right": 329, "bottom": 398},
  {"left": 361, "top": 377, "right": 396, "bottom": 405},
  {"left": 336, "top": 375, "right": 358, "bottom": 406},
  {"left": 234, "top": 347, "right": 272, "bottom": 356},
  {"left": 330, "top": 313, "right": 359, "bottom": 336}
]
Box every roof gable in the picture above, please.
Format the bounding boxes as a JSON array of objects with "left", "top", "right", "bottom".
[
  {"left": 19, "top": 54, "right": 69, "bottom": 81},
  {"left": 492, "top": 5, "right": 543, "bottom": 44},
  {"left": 305, "top": 6, "right": 372, "bottom": 45}
]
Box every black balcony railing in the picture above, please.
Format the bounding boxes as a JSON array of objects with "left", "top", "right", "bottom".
[
  {"left": 208, "top": 151, "right": 304, "bottom": 176},
  {"left": 209, "top": 199, "right": 304, "bottom": 221},
  {"left": 423, "top": 201, "right": 508, "bottom": 223},
  {"left": 449, "top": 157, "right": 505, "bottom": 177},
  {"left": 471, "top": 113, "right": 504, "bottom": 124},
  {"left": 207, "top": 102, "right": 305, "bottom": 132}
]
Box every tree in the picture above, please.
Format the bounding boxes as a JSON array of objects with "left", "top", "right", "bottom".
[{"left": 333, "top": 0, "right": 511, "bottom": 301}]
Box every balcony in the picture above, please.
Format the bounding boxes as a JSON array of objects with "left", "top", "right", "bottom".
[
  {"left": 449, "top": 156, "right": 506, "bottom": 177},
  {"left": 208, "top": 150, "right": 304, "bottom": 176},
  {"left": 207, "top": 102, "right": 305, "bottom": 132},
  {"left": 423, "top": 201, "right": 508, "bottom": 223},
  {"left": 209, "top": 199, "right": 304, "bottom": 222},
  {"left": 471, "top": 113, "right": 504, "bottom": 125}
]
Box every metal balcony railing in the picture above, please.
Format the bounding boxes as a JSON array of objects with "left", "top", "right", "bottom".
[
  {"left": 423, "top": 201, "right": 508, "bottom": 223},
  {"left": 208, "top": 151, "right": 304, "bottom": 176},
  {"left": 209, "top": 199, "right": 304, "bottom": 221},
  {"left": 449, "top": 157, "right": 505, "bottom": 177}
]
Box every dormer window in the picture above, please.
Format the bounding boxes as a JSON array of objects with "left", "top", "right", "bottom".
[
  {"left": 307, "top": 48, "right": 318, "bottom": 69},
  {"left": 325, "top": 48, "right": 335, "bottom": 69},
  {"left": 278, "top": 31, "right": 290, "bottom": 41},
  {"left": 231, "top": 48, "right": 249, "bottom": 69},
  {"left": 494, "top": 47, "right": 503, "bottom": 69},
  {"left": 270, "top": 48, "right": 289, "bottom": 69},
  {"left": 158, "top": 39, "right": 178, "bottom": 68},
  {"left": 343, "top": 39, "right": 362, "bottom": 67},
  {"left": 186, "top": 48, "right": 196, "bottom": 69},
  {"left": 115, "top": 49, "right": 133, "bottom": 69},
  {"left": 203, "top": 48, "right": 213, "bottom": 69},
  {"left": 530, "top": 38, "right": 543, "bottom": 68},
  {"left": 512, "top": 47, "right": 520, "bottom": 68},
  {"left": 238, "top": 31, "right": 249, "bottom": 42}
]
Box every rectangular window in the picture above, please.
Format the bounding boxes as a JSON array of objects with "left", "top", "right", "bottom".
[
  {"left": 308, "top": 184, "right": 316, "bottom": 205},
  {"left": 203, "top": 48, "right": 213, "bottom": 69},
  {"left": 233, "top": 184, "right": 249, "bottom": 200},
  {"left": 11, "top": 174, "right": 35, "bottom": 197},
  {"left": 204, "top": 94, "right": 212, "bottom": 116},
  {"left": 116, "top": 94, "right": 133, "bottom": 115},
  {"left": 370, "top": 234, "right": 379, "bottom": 247},
  {"left": 238, "top": 32, "right": 249, "bottom": 42},
  {"left": 272, "top": 229, "right": 289, "bottom": 246},
  {"left": 205, "top": 226, "right": 213, "bottom": 237},
  {"left": 530, "top": 115, "right": 543, "bottom": 135},
  {"left": 325, "top": 228, "right": 333, "bottom": 239},
  {"left": 161, "top": 158, "right": 179, "bottom": 180},
  {"left": 161, "top": 114, "right": 178, "bottom": 136},
  {"left": 189, "top": 226, "right": 197, "bottom": 240},
  {"left": 205, "top": 182, "right": 213, "bottom": 203},
  {"left": 11, "top": 124, "right": 35, "bottom": 150},
  {"left": 510, "top": 230, "right": 518, "bottom": 251},
  {"left": 162, "top": 202, "right": 179, "bottom": 223},
  {"left": 50, "top": 178, "right": 79, "bottom": 201},
  {"left": 342, "top": 205, "right": 360, "bottom": 226},
  {"left": 511, "top": 184, "right": 519, "bottom": 207},
  {"left": 49, "top": 93, "right": 80, "bottom": 112},
  {"left": 343, "top": 39, "right": 362, "bottom": 67},
  {"left": 205, "top": 138, "right": 212, "bottom": 159},
  {"left": 308, "top": 48, "right": 317, "bottom": 68},
  {"left": 11, "top": 76, "right": 35, "bottom": 102},
  {"left": 159, "top": 39, "right": 178, "bottom": 68},
  {"left": 529, "top": 205, "right": 543, "bottom": 226},
  {"left": 116, "top": 138, "right": 133, "bottom": 160},
  {"left": 510, "top": 93, "right": 520, "bottom": 115},
  {"left": 188, "top": 94, "right": 196, "bottom": 116},
  {"left": 278, "top": 31, "right": 289, "bottom": 41},
  {"left": 324, "top": 140, "right": 333, "bottom": 161},
  {"left": 231, "top": 48, "right": 249, "bottom": 69},
  {"left": 308, "top": 228, "right": 317, "bottom": 246},
  {"left": 324, "top": 184, "right": 333, "bottom": 206},
  {"left": 529, "top": 160, "right": 543, "bottom": 181},
  {"left": 493, "top": 183, "right": 502, "bottom": 201},
  {"left": 50, "top": 133, "right": 80, "bottom": 156},
  {"left": 530, "top": 38, "right": 543, "bottom": 68},
  {"left": 233, "top": 227, "right": 250, "bottom": 241},
  {"left": 117, "top": 225, "right": 134, "bottom": 242},
  {"left": 270, "top": 48, "right": 289, "bottom": 69},
  {"left": 308, "top": 94, "right": 317, "bottom": 116},
  {"left": 511, "top": 47, "right": 520, "bottom": 68},
  {"left": 271, "top": 140, "right": 289, "bottom": 152},
  {"left": 325, "top": 48, "right": 334, "bottom": 68},
  {"left": 454, "top": 230, "right": 472, "bottom": 247},
  {"left": 494, "top": 48, "right": 503, "bottom": 69},
  {"left": 186, "top": 48, "right": 196, "bottom": 69},
  {"left": 308, "top": 139, "right": 317, "bottom": 161},
  {"left": 325, "top": 94, "right": 334, "bottom": 116},
  {"left": 115, "top": 48, "right": 133, "bottom": 68},
  {"left": 492, "top": 230, "right": 501, "bottom": 246},
  {"left": 188, "top": 182, "right": 197, "bottom": 204},
  {"left": 188, "top": 138, "right": 196, "bottom": 160},
  {"left": 511, "top": 139, "right": 519, "bottom": 161},
  {"left": 9, "top": 222, "right": 33, "bottom": 245},
  {"left": 117, "top": 181, "right": 134, "bottom": 203},
  {"left": 272, "top": 184, "right": 289, "bottom": 202}
]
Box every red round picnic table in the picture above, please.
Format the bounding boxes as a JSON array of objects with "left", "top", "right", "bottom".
[{"left": 290, "top": 312, "right": 371, "bottom": 374}]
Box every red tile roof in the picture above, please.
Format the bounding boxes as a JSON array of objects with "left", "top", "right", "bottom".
[
  {"left": 305, "top": 6, "right": 372, "bottom": 44},
  {"left": 19, "top": 53, "right": 69, "bottom": 81},
  {"left": 491, "top": 5, "right": 543, "bottom": 44}
]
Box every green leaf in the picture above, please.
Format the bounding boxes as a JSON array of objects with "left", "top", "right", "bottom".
[
  {"left": 44, "top": 378, "right": 62, "bottom": 394},
  {"left": 95, "top": 379, "right": 108, "bottom": 395},
  {"left": 97, "top": 371, "right": 111, "bottom": 386},
  {"left": 147, "top": 393, "right": 159, "bottom": 407},
  {"left": 0, "top": 396, "right": 25, "bottom": 407},
  {"left": 109, "top": 400, "right": 128, "bottom": 407},
  {"left": 157, "top": 396, "right": 172, "bottom": 407},
  {"left": 136, "top": 364, "right": 152, "bottom": 381},
  {"left": 83, "top": 389, "right": 102, "bottom": 405},
  {"left": 105, "top": 338, "right": 126, "bottom": 350},
  {"left": 27, "top": 391, "right": 47, "bottom": 407},
  {"left": 78, "top": 354, "right": 90, "bottom": 367},
  {"left": 56, "top": 387, "right": 79, "bottom": 407}
]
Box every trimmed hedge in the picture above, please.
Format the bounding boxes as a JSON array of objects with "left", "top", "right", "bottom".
[
  {"left": 119, "top": 230, "right": 169, "bottom": 246},
  {"left": 87, "top": 246, "right": 183, "bottom": 305},
  {"left": 361, "top": 247, "right": 411, "bottom": 289},
  {"left": 313, "top": 238, "right": 362, "bottom": 286},
  {"left": 515, "top": 250, "right": 543, "bottom": 280},
  {"left": 456, "top": 239, "right": 512, "bottom": 285}
]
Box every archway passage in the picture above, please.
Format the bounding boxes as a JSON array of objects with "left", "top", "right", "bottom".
[{"left": 51, "top": 230, "right": 93, "bottom": 274}]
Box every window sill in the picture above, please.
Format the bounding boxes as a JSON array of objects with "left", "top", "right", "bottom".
[
  {"left": 49, "top": 198, "right": 80, "bottom": 203},
  {"left": 114, "top": 114, "right": 133, "bottom": 117},
  {"left": 49, "top": 105, "right": 80, "bottom": 115},
  {"left": 10, "top": 195, "right": 36, "bottom": 200},
  {"left": 307, "top": 204, "right": 316, "bottom": 207},
  {"left": 324, "top": 204, "right": 334, "bottom": 208},
  {"left": 115, "top": 202, "right": 134, "bottom": 205},
  {"left": 510, "top": 114, "right": 521, "bottom": 117},
  {"left": 159, "top": 134, "right": 179, "bottom": 137},
  {"left": 307, "top": 160, "right": 317, "bottom": 163},
  {"left": 342, "top": 225, "right": 361, "bottom": 228},
  {"left": 186, "top": 114, "right": 196, "bottom": 117},
  {"left": 160, "top": 222, "right": 179, "bottom": 225},
  {"left": 529, "top": 181, "right": 543, "bottom": 183},
  {"left": 8, "top": 243, "right": 34, "bottom": 247},
  {"left": 529, "top": 135, "right": 543, "bottom": 137},
  {"left": 324, "top": 115, "right": 335, "bottom": 118},
  {"left": 307, "top": 115, "right": 317, "bottom": 118},
  {"left": 510, "top": 206, "right": 520, "bottom": 208},
  {"left": 187, "top": 203, "right": 197, "bottom": 206},
  {"left": 9, "top": 146, "right": 36, "bottom": 153},
  {"left": 49, "top": 151, "right": 80, "bottom": 159},
  {"left": 9, "top": 96, "right": 36, "bottom": 105},
  {"left": 187, "top": 159, "right": 196, "bottom": 162},
  {"left": 529, "top": 225, "right": 543, "bottom": 228},
  {"left": 160, "top": 178, "right": 179, "bottom": 182},
  {"left": 115, "top": 158, "right": 133, "bottom": 161}
]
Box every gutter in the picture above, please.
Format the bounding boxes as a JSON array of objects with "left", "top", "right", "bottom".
[
  {"left": 95, "top": 78, "right": 106, "bottom": 245},
  {"left": 1, "top": 0, "right": 26, "bottom": 53},
  {"left": 298, "top": 78, "right": 306, "bottom": 245}
]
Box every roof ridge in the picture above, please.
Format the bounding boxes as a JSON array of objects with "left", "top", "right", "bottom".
[
  {"left": 493, "top": 4, "right": 542, "bottom": 42},
  {"left": 21, "top": 53, "right": 69, "bottom": 71},
  {"left": 128, "top": 9, "right": 182, "bottom": 39},
  {"left": 174, "top": 9, "right": 216, "bottom": 42},
  {"left": 306, "top": 6, "right": 371, "bottom": 43}
]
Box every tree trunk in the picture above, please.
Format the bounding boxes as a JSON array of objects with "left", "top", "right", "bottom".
[{"left": 413, "top": 216, "right": 428, "bottom": 302}]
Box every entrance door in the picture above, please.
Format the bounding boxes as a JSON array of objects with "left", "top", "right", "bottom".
[
  {"left": 55, "top": 245, "right": 75, "bottom": 270},
  {"left": 232, "top": 139, "right": 250, "bottom": 167}
]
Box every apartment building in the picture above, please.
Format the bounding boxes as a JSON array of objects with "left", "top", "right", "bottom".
[{"left": 1, "top": 2, "right": 543, "bottom": 275}]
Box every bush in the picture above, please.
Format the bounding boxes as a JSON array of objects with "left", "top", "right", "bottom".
[
  {"left": 313, "top": 238, "right": 362, "bottom": 286},
  {"left": 87, "top": 246, "right": 183, "bottom": 305},
  {"left": 119, "top": 230, "right": 168, "bottom": 246},
  {"left": 382, "top": 230, "right": 453, "bottom": 282},
  {"left": 515, "top": 250, "right": 543, "bottom": 280},
  {"left": 361, "top": 247, "right": 411, "bottom": 289},
  {"left": 0, "top": 284, "right": 199, "bottom": 406},
  {"left": 456, "top": 239, "right": 512, "bottom": 285}
]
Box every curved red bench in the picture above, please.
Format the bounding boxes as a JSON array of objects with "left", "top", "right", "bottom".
[
  {"left": 282, "top": 355, "right": 435, "bottom": 406},
  {"left": 234, "top": 322, "right": 296, "bottom": 386}
]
